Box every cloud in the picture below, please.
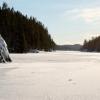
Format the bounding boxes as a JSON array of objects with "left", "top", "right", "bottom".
[
  {"left": 83, "top": 32, "right": 100, "bottom": 40},
  {"left": 80, "top": 8, "right": 100, "bottom": 22},
  {"left": 64, "top": 7, "right": 100, "bottom": 23}
]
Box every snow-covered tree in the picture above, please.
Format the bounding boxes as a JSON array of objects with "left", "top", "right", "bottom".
[{"left": 0, "top": 34, "right": 12, "bottom": 63}]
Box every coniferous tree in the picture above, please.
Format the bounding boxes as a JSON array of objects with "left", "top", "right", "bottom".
[
  {"left": 0, "top": 2, "right": 56, "bottom": 53},
  {"left": 82, "top": 36, "right": 100, "bottom": 52}
]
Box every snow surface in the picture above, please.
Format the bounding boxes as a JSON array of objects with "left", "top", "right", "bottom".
[{"left": 0, "top": 51, "right": 100, "bottom": 100}]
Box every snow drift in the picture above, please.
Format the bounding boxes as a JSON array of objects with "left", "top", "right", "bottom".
[{"left": 0, "top": 34, "right": 12, "bottom": 63}]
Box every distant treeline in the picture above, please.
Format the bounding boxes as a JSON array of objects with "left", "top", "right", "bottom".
[
  {"left": 0, "top": 2, "right": 55, "bottom": 53},
  {"left": 82, "top": 36, "right": 100, "bottom": 52},
  {"left": 55, "top": 44, "right": 81, "bottom": 51}
]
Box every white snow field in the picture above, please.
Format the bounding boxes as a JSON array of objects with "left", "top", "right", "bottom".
[{"left": 0, "top": 51, "right": 100, "bottom": 100}]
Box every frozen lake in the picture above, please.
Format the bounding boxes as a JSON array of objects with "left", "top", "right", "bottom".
[{"left": 0, "top": 51, "right": 100, "bottom": 100}]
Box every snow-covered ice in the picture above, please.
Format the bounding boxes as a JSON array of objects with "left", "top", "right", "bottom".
[{"left": 0, "top": 51, "right": 100, "bottom": 100}]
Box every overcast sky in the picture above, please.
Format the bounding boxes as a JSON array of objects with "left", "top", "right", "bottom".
[{"left": 0, "top": 0, "right": 100, "bottom": 44}]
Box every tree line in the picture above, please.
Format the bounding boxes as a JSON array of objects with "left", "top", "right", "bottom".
[
  {"left": 82, "top": 36, "right": 100, "bottom": 52},
  {"left": 0, "top": 2, "right": 55, "bottom": 53}
]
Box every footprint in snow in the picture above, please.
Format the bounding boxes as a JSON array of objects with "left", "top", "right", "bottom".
[
  {"left": 68, "top": 78, "right": 73, "bottom": 82},
  {"left": 68, "top": 78, "right": 76, "bottom": 85}
]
